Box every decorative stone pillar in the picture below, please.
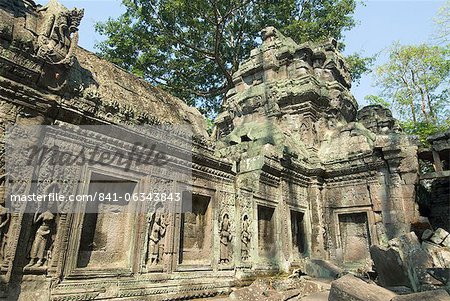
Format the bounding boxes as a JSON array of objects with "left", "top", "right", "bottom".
[{"left": 308, "top": 177, "right": 326, "bottom": 259}]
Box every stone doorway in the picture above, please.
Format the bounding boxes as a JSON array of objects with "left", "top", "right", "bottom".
[
  {"left": 290, "top": 210, "right": 305, "bottom": 258},
  {"left": 178, "top": 194, "right": 212, "bottom": 265},
  {"left": 338, "top": 212, "right": 371, "bottom": 265},
  {"left": 76, "top": 173, "right": 137, "bottom": 270},
  {"left": 257, "top": 205, "right": 276, "bottom": 260}
]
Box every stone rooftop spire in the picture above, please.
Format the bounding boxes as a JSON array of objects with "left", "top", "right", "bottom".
[{"left": 214, "top": 27, "right": 358, "bottom": 163}]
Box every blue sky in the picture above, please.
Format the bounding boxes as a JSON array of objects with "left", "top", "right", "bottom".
[{"left": 36, "top": 0, "right": 446, "bottom": 108}]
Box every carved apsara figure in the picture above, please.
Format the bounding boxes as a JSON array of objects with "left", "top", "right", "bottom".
[
  {"left": 25, "top": 210, "right": 54, "bottom": 268},
  {"left": 219, "top": 213, "right": 232, "bottom": 264},
  {"left": 147, "top": 211, "right": 168, "bottom": 266},
  {"left": 300, "top": 122, "right": 315, "bottom": 146},
  {"left": 0, "top": 204, "right": 10, "bottom": 263},
  {"left": 241, "top": 214, "right": 251, "bottom": 261},
  {"left": 0, "top": 175, "right": 6, "bottom": 203}
]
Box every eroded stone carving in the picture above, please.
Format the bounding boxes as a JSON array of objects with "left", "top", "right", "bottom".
[
  {"left": 0, "top": 0, "right": 84, "bottom": 92},
  {"left": 25, "top": 210, "right": 55, "bottom": 269},
  {"left": 0, "top": 203, "right": 10, "bottom": 264},
  {"left": 241, "top": 214, "right": 251, "bottom": 261},
  {"left": 219, "top": 213, "right": 232, "bottom": 264},
  {"left": 146, "top": 206, "right": 169, "bottom": 267},
  {"left": 36, "top": 0, "right": 84, "bottom": 65}
]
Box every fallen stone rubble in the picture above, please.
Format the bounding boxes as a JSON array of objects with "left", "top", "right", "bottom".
[
  {"left": 329, "top": 274, "right": 397, "bottom": 301},
  {"left": 207, "top": 229, "right": 450, "bottom": 301},
  {"left": 227, "top": 277, "right": 331, "bottom": 301},
  {"left": 370, "top": 229, "right": 450, "bottom": 293},
  {"left": 209, "top": 271, "right": 449, "bottom": 301},
  {"left": 328, "top": 274, "right": 450, "bottom": 301}
]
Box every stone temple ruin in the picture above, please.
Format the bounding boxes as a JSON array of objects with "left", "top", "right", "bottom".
[{"left": 0, "top": 1, "right": 449, "bottom": 300}]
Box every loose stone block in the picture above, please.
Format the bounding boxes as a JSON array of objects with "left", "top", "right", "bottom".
[
  {"left": 370, "top": 245, "right": 411, "bottom": 288},
  {"left": 423, "top": 242, "right": 450, "bottom": 268},
  {"left": 422, "top": 229, "right": 434, "bottom": 241},
  {"left": 443, "top": 235, "right": 450, "bottom": 248},
  {"left": 391, "top": 289, "right": 450, "bottom": 301},
  {"left": 370, "top": 232, "right": 433, "bottom": 291},
  {"left": 303, "top": 259, "right": 344, "bottom": 279},
  {"left": 328, "top": 274, "right": 397, "bottom": 301},
  {"left": 430, "top": 228, "right": 450, "bottom": 245},
  {"left": 229, "top": 279, "right": 273, "bottom": 301}
]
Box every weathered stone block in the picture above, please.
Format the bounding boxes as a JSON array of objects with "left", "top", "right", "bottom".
[
  {"left": 299, "top": 291, "right": 329, "bottom": 301},
  {"left": 400, "top": 173, "right": 418, "bottom": 185},
  {"left": 422, "top": 229, "right": 434, "bottom": 241},
  {"left": 422, "top": 241, "right": 445, "bottom": 267},
  {"left": 303, "top": 259, "right": 344, "bottom": 279},
  {"left": 431, "top": 228, "right": 450, "bottom": 245},
  {"left": 371, "top": 232, "right": 433, "bottom": 291},
  {"left": 391, "top": 289, "right": 450, "bottom": 301},
  {"left": 230, "top": 279, "right": 274, "bottom": 301},
  {"left": 442, "top": 248, "right": 450, "bottom": 267},
  {"left": 411, "top": 217, "right": 432, "bottom": 240},
  {"left": 369, "top": 183, "right": 387, "bottom": 212},
  {"left": 443, "top": 235, "right": 450, "bottom": 248},
  {"left": 328, "top": 274, "right": 397, "bottom": 301},
  {"left": 423, "top": 242, "right": 450, "bottom": 268},
  {"left": 370, "top": 245, "right": 411, "bottom": 288},
  {"left": 426, "top": 268, "right": 450, "bottom": 284}
]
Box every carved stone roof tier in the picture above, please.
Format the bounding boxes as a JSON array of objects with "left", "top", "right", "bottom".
[
  {"left": 215, "top": 27, "right": 358, "bottom": 163},
  {"left": 65, "top": 48, "right": 209, "bottom": 138},
  {"left": 427, "top": 129, "right": 450, "bottom": 152}
]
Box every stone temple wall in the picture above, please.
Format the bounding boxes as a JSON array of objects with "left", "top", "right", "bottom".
[
  {"left": 214, "top": 27, "right": 421, "bottom": 267},
  {"left": 0, "top": 1, "right": 423, "bottom": 300},
  {"left": 418, "top": 130, "right": 450, "bottom": 233}
]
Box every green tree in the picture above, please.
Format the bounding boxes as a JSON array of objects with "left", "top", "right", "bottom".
[
  {"left": 346, "top": 52, "right": 375, "bottom": 85},
  {"left": 369, "top": 43, "right": 450, "bottom": 144},
  {"left": 365, "top": 95, "right": 391, "bottom": 108},
  {"left": 95, "top": 0, "right": 365, "bottom": 116},
  {"left": 434, "top": 0, "right": 450, "bottom": 44}
]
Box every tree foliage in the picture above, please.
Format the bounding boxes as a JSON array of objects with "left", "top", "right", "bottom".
[
  {"left": 346, "top": 52, "right": 375, "bottom": 85},
  {"left": 95, "top": 0, "right": 364, "bottom": 116},
  {"left": 434, "top": 0, "right": 450, "bottom": 44},
  {"left": 368, "top": 43, "right": 450, "bottom": 144}
]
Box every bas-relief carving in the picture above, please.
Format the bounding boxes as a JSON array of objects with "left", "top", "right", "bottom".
[
  {"left": 216, "top": 190, "right": 236, "bottom": 266},
  {"left": 7, "top": 0, "right": 84, "bottom": 66},
  {"left": 23, "top": 182, "right": 59, "bottom": 272},
  {"left": 24, "top": 210, "right": 55, "bottom": 269},
  {"left": 219, "top": 213, "right": 232, "bottom": 264},
  {"left": 241, "top": 214, "right": 251, "bottom": 261},
  {"left": 0, "top": 202, "right": 10, "bottom": 266},
  {"left": 0, "top": 0, "right": 84, "bottom": 93},
  {"left": 35, "top": 0, "right": 84, "bottom": 65},
  {"left": 146, "top": 206, "right": 169, "bottom": 267},
  {"left": 237, "top": 190, "right": 253, "bottom": 263},
  {"left": 299, "top": 121, "right": 318, "bottom": 147}
]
